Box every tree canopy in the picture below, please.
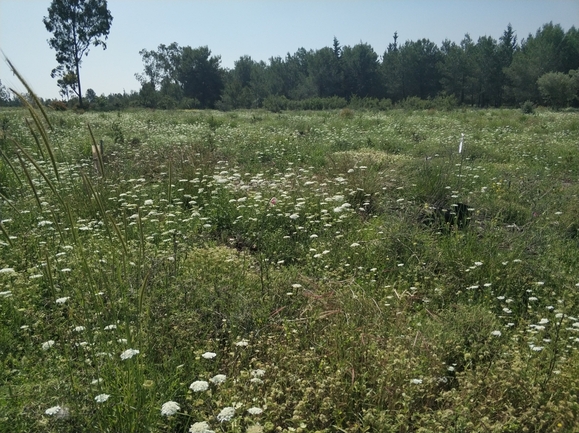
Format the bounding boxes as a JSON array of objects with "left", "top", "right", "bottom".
[
  {"left": 44, "top": 21, "right": 578, "bottom": 112},
  {"left": 43, "top": 0, "right": 113, "bottom": 108}
]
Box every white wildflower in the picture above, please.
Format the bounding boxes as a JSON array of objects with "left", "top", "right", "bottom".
[
  {"left": 55, "top": 297, "right": 70, "bottom": 304},
  {"left": 161, "top": 401, "right": 180, "bottom": 416},
  {"left": 120, "top": 348, "right": 139, "bottom": 360},
  {"left": 210, "top": 374, "right": 226, "bottom": 384},
  {"left": 247, "top": 407, "right": 264, "bottom": 415},
  {"left": 201, "top": 351, "right": 217, "bottom": 359},
  {"left": 42, "top": 340, "right": 55, "bottom": 350},
  {"left": 94, "top": 394, "right": 110, "bottom": 403},
  {"left": 189, "top": 380, "right": 209, "bottom": 392},
  {"left": 45, "top": 405, "right": 69, "bottom": 419},
  {"left": 410, "top": 378, "right": 423, "bottom": 384},
  {"left": 45, "top": 405, "right": 62, "bottom": 416},
  {"left": 189, "top": 421, "right": 215, "bottom": 433},
  {"left": 216, "top": 406, "right": 235, "bottom": 422},
  {"left": 531, "top": 345, "right": 544, "bottom": 352}
]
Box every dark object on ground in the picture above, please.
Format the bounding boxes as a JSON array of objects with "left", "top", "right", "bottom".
[
  {"left": 421, "top": 202, "right": 471, "bottom": 230},
  {"left": 444, "top": 203, "right": 470, "bottom": 228}
]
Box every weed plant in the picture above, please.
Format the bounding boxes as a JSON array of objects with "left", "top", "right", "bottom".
[{"left": 1, "top": 71, "right": 579, "bottom": 432}]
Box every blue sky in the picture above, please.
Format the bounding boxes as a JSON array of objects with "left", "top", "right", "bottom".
[{"left": 1, "top": 0, "right": 578, "bottom": 99}]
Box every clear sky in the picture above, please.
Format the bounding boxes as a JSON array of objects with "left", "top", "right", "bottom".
[{"left": 1, "top": 0, "right": 578, "bottom": 99}]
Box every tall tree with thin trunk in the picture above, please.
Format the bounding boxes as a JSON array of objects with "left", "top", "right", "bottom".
[{"left": 43, "top": 0, "right": 113, "bottom": 108}]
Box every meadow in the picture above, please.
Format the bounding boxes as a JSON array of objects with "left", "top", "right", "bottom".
[{"left": 1, "top": 99, "right": 579, "bottom": 432}]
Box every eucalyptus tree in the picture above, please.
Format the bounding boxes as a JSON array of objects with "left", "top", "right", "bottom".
[{"left": 43, "top": 0, "right": 113, "bottom": 107}]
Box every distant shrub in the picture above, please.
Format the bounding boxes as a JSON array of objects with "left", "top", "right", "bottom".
[
  {"left": 178, "top": 97, "right": 200, "bottom": 110},
  {"left": 430, "top": 94, "right": 458, "bottom": 110},
  {"left": 263, "top": 94, "right": 288, "bottom": 112},
  {"left": 398, "top": 96, "right": 428, "bottom": 110},
  {"left": 287, "top": 96, "right": 348, "bottom": 110},
  {"left": 379, "top": 98, "right": 393, "bottom": 110},
  {"left": 157, "top": 95, "right": 177, "bottom": 110},
  {"left": 348, "top": 95, "right": 379, "bottom": 110},
  {"left": 50, "top": 100, "right": 67, "bottom": 111},
  {"left": 520, "top": 100, "right": 535, "bottom": 114},
  {"left": 339, "top": 107, "right": 355, "bottom": 119},
  {"left": 397, "top": 95, "right": 458, "bottom": 111},
  {"left": 537, "top": 70, "right": 578, "bottom": 109}
]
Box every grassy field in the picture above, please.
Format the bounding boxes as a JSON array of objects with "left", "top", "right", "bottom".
[{"left": 1, "top": 102, "right": 579, "bottom": 433}]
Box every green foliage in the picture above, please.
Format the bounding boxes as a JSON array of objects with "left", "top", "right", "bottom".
[
  {"left": 136, "top": 44, "right": 224, "bottom": 109},
  {"left": 2, "top": 99, "right": 579, "bottom": 432},
  {"left": 537, "top": 70, "right": 579, "bottom": 109},
  {"left": 127, "top": 22, "right": 578, "bottom": 111},
  {"left": 43, "top": 0, "right": 113, "bottom": 107},
  {"left": 262, "top": 94, "right": 288, "bottom": 112},
  {"left": 520, "top": 99, "right": 535, "bottom": 114}
]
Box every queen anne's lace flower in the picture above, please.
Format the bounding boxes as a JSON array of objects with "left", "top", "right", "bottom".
[
  {"left": 189, "top": 421, "right": 214, "bottom": 433},
  {"left": 120, "top": 348, "right": 139, "bottom": 360},
  {"left": 210, "top": 374, "right": 226, "bottom": 384},
  {"left": 42, "top": 340, "right": 55, "bottom": 350},
  {"left": 189, "top": 380, "right": 209, "bottom": 392},
  {"left": 216, "top": 406, "right": 235, "bottom": 422},
  {"left": 161, "top": 401, "right": 180, "bottom": 416}
]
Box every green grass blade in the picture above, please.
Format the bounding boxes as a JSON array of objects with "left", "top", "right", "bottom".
[
  {"left": 11, "top": 139, "right": 62, "bottom": 205},
  {"left": 0, "top": 221, "right": 13, "bottom": 246},
  {"left": 0, "top": 190, "right": 19, "bottom": 213},
  {"left": 25, "top": 118, "right": 46, "bottom": 159},
  {"left": 0, "top": 148, "right": 23, "bottom": 187},
  {"left": 87, "top": 123, "right": 105, "bottom": 177},
  {"left": 15, "top": 152, "right": 42, "bottom": 210},
  {"left": 10, "top": 89, "right": 60, "bottom": 181}
]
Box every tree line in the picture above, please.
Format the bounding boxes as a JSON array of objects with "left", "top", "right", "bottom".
[
  {"left": 133, "top": 23, "right": 578, "bottom": 111},
  {"left": 1, "top": 14, "right": 577, "bottom": 111}
]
